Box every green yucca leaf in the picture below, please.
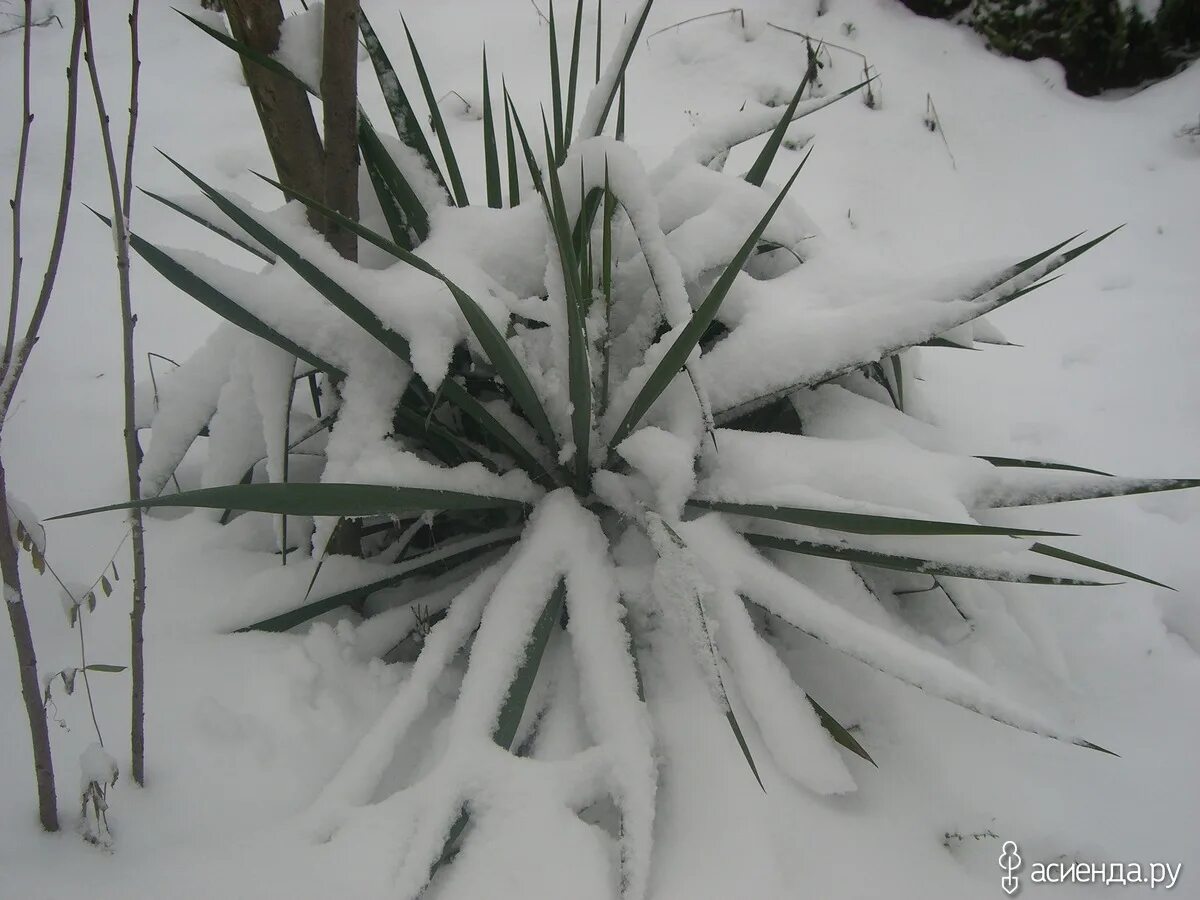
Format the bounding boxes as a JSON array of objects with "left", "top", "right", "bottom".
[
  {"left": 175, "top": 8, "right": 313, "bottom": 93},
  {"left": 358, "top": 113, "right": 430, "bottom": 246},
  {"left": 51, "top": 482, "right": 528, "bottom": 521},
  {"left": 622, "top": 597, "right": 646, "bottom": 703},
  {"left": 598, "top": 165, "right": 615, "bottom": 416},
  {"left": 220, "top": 414, "right": 338, "bottom": 525},
  {"left": 754, "top": 565, "right": 1118, "bottom": 756},
  {"left": 358, "top": 8, "right": 449, "bottom": 201},
  {"left": 432, "top": 577, "right": 567, "bottom": 881},
  {"left": 503, "top": 83, "right": 521, "bottom": 206},
  {"left": 742, "top": 532, "right": 1112, "bottom": 585},
  {"left": 727, "top": 707, "right": 766, "bottom": 791},
  {"left": 138, "top": 188, "right": 274, "bottom": 263},
  {"left": 973, "top": 334, "right": 1022, "bottom": 348},
  {"left": 563, "top": 0, "right": 586, "bottom": 156},
  {"left": 171, "top": 157, "right": 549, "bottom": 480},
  {"left": 495, "top": 579, "right": 567, "bottom": 749},
  {"left": 983, "top": 477, "right": 1200, "bottom": 508},
  {"left": 586, "top": 0, "right": 654, "bottom": 138},
  {"left": 744, "top": 64, "right": 821, "bottom": 187},
  {"left": 579, "top": 168, "right": 592, "bottom": 293},
  {"left": 890, "top": 355, "right": 904, "bottom": 412},
  {"left": 362, "top": 148, "right": 415, "bottom": 251},
  {"left": 165, "top": 154, "right": 421, "bottom": 361},
  {"left": 505, "top": 91, "right": 543, "bottom": 188},
  {"left": 401, "top": 16, "right": 469, "bottom": 208},
  {"left": 608, "top": 152, "right": 811, "bottom": 451},
  {"left": 976, "top": 456, "right": 1114, "bottom": 477},
  {"left": 921, "top": 335, "right": 979, "bottom": 350},
  {"left": 549, "top": 2, "right": 565, "bottom": 159},
  {"left": 82, "top": 664, "right": 127, "bottom": 674},
  {"left": 653, "top": 518, "right": 765, "bottom": 790},
  {"left": 867, "top": 361, "right": 900, "bottom": 410},
  {"left": 433, "top": 811, "right": 471, "bottom": 881},
  {"left": 1030, "top": 543, "right": 1173, "bottom": 591},
  {"left": 239, "top": 530, "right": 520, "bottom": 633},
  {"left": 482, "top": 50, "right": 503, "bottom": 209},
  {"left": 249, "top": 170, "right": 563, "bottom": 481},
  {"left": 689, "top": 499, "right": 1073, "bottom": 538},
  {"left": 540, "top": 119, "right": 592, "bottom": 490},
  {"left": 806, "top": 694, "right": 876, "bottom": 766},
  {"left": 443, "top": 282, "right": 562, "bottom": 466},
  {"left": 86, "top": 206, "right": 340, "bottom": 378},
  {"left": 595, "top": 0, "right": 603, "bottom": 83},
  {"left": 719, "top": 229, "right": 1120, "bottom": 422},
  {"left": 694, "top": 76, "right": 876, "bottom": 169},
  {"left": 392, "top": 403, "right": 499, "bottom": 472},
  {"left": 615, "top": 75, "right": 626, "bottom": 141}
]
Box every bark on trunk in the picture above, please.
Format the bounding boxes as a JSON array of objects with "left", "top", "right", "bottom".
[
  {"left": 223, "top": 0, "right": 325, "bottom": 221},
  {"left": 320, "top": 0, "right": 361, "bottom": 261}
]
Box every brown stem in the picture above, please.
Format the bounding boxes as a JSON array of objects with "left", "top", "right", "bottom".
[
  {"left": 80, "top": 0, "right": 148, "bottom": 786},
  {"left": 124, "top": 0, "right": 146, "bottom": 788},
  {"left": 320, "top": 0, "right": 361, "bottom": 261},
  {"left": 0, "top": 454, "right": 58, "bottom": 831}
]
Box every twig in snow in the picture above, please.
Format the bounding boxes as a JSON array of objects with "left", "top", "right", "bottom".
[
  {"left": 925, "top": 93, "right": 957, "bottom": 170},
  {"left": 647, "top": 8, "right": 745, "bottom": 42},
  {"left": 436, "top": 90, "right": 473, "bottom": 115},
  {"left": 0, "top": 12, "right": 60, "bottom": 36},
  {"left": 767, "top": 21, "right": 882, "bottom": 108}
]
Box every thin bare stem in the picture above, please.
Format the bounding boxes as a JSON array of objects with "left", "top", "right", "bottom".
[
  {"left": 647, "top": 8, "right": 743, "bottom": 42},
  {"left": 80, "top": 0, "right": 148, "bottom": 785},
  {"left": 1, "top": 0, "right": 86, "bottom": 834},
  {"left": 76, "top": 614, "right": 104, "bottom": 746},
  {"left": 925, "top": 93, "right": 958, "bottom": 170},
  {"left": 0, "top": 0, "right": 85, "bottom": 421},
  {"left": 4, "top": 0, "right": 34, "bottom": 377},
  {"left": 766, "top": 22, "right": 866, "bottom": 63},
  {"left": 122, "top": 0, "right": 140, "bottom": 220}
]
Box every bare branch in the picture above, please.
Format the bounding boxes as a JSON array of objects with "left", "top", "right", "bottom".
[
  {"left": 80, "top": 0, "right": 149, "bottom": 786},
  {"left": 0, "top": 0, "right": 85, "bottom": 419},
  {"left": 4, "top": 0, "right": 34, "bottom": 380}
]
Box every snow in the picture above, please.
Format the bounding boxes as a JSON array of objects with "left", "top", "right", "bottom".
[
  {"left": 79, "top": 742, "right": 119, "bottom": 792},
  {"left": 274, "top": 1, "right": 325, "bottom": 92},
  {"left": 1, "top": 1, "right": 1199, "bottom": 899}
]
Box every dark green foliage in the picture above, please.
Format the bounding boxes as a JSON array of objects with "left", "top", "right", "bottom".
[
  {"left": 1157, "top": 0, "right": 1200, "bottom": 51},
  {"left": 895, "top": 0, "right": 970, "bottom": 18},
  {"left": 902, "top": 0, "right": 1194, "bottom": 95}
]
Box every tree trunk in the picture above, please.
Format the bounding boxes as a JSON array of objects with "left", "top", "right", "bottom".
[
  {"left": 0, "top": 454, "right": 58, "bottom": 831},
  {"left": 223, "top": 0, "right": 325, "bottom": 220},
  {"left": 321, "top": 0, "right": 361, "bottom": 261}
]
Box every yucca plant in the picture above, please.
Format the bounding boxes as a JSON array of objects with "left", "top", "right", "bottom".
[{"left": 63, "top": 1, "right": 1198, "bottom": 895}]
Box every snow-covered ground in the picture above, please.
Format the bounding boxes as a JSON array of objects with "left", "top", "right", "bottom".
[{"left": 1, "top": 0, "right": 1198, "bottom": 897}]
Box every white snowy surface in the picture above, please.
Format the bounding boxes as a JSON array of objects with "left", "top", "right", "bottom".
[{"left": 1, "top": 1, "right": 1198, "bottom": 898}]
